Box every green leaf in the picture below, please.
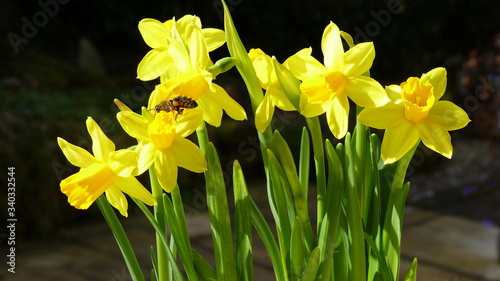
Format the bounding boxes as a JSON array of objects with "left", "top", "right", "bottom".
[
  {"left": 150, "top": 247, "right": 158, "bottom": 281},
  {"left": 204, "top": 142, "right": 237, "bottom": 281},
  {"left": 162, "top": 194, "right": 198, "bottom": 281},
  {"left": 299, "top": 127, "right": 310, "bottom": 196},
  {"left": 317, "top": 139, "right": 344, "bottom": 281},
  {"left": 266, "top": 148, "right": 294, "bottom": 266},
  {"left": 290, "top": 217, "right": 306, "bottom": 280},
  {"left": 233, "top": 160, "right": 254, "bottom": 281},
  {"left": 222, "top": 0, "right": 263, "bottom": 111},
  {"left": 402, "top": 258, "right": 418, "bottom": 281},
  {"left": 192, "top": 249, "right": 217, "bottom": 281},
  {"left": 272, "top": 130, "right": 313, "bottom": 250},
  {"left": 96, "top": 196, "right": 146, "bottom": 281},
  {"left": 299, "top": 247, "right": 321, "bottom": 281},
  {"left": 382, "top": 181, "right": 410, "bottom": 280},
  {"left": 249, "top": 197, "right": 287, "bottom": 281}
]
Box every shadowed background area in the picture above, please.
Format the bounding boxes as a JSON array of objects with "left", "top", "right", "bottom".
[{"left": 1, "top": 0, "right": 500, "bottom": 246}]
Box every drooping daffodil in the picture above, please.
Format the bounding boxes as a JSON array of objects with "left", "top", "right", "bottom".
[
  {"left": 287, "top": 22, "right": 390, "bottom": 139},
  {"left": 358, "top": 67, "right": 471, "bottom": 164},
  {"left": 57, "top": 117, "right": 156, "bottom": 217}
]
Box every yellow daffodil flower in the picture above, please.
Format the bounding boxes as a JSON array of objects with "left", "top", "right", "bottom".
[
  {"left": 138, "top": 15, "right": 246, "bottom": 127},
  {"left": 287, "top": 22, "right": 390, "bottom": 139},
  {"left": 358, "top": 67, "right": 471, "bottom": 164},
  {"left": 57, "top": 117, "right": 156, "bottom": 217},
  {"left": 117, "top": 106, "right": 206, "bottom": 192},
  {"left": 137, "top": 15, "right": 225, "bottom": 81},
  {"left": 249, "top": 48, "right": 298, "bottom": 132},
  {"left": 148, "top": 71, "right": 246, "bottom": 127}
]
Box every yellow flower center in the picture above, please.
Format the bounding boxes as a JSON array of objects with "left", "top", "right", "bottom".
[
  {"left": 148, "top": 111, "right": 176, "bottom": 151},
  {"left": 306, "top": 70, "right": 348, "bottom": 104},
  {"left": 401, "top": 77, "right": 435, "bottom": 123}
]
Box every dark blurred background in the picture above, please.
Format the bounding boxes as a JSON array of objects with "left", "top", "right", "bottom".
[{"left": 1, "top": 0, "right": 500, "bottom": 241}]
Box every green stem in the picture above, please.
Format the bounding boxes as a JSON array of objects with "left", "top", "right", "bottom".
[
  {"left": 196, "top": 121, "right": 210, "bottom": 154},
  {"left": 150, "top": 166, "right": 168, "bottom": 281},
  {"left": 96, "top": 196, "right": 145, "bottom": 281},
  {"left": 391, "top": 141, "right": 420, "bottom": 190},
  {"left": 305, "top": 117, "right": 326, "bottom": 229}
]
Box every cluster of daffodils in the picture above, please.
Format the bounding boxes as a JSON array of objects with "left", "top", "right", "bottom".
[{"left": 57, "top": 16, "right": 469, "bottom": 215}]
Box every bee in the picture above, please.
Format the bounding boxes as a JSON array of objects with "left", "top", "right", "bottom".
[{"left": 151, "top": 95, "right": 198, "bottom": 119}]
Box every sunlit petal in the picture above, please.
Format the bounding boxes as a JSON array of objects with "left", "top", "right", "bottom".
[
  {"left": 416, "top": 121, "right": 453, "bottom": 159},
  {"left": 345, "top": 76, "right": 389, "bottom": 107},
  {"left": 186, "top": 23, "right": 209, "bottom": 69},
  {"left": 428, "top": 101, "right": 470, "bottom": 131},
  {"left": 114, "top": 175, "right": 156, "bottom": 206},
  {"left": 137, "top": 48, "right": 171, "bottom": 81},
  {"left": 285, "top": 48, "right": 326, "bottom": 80},
  {"left": 381, "top": 122, "right": 419, "bottom": 164},
  {"left": 155, "top": 150, "right": 177, "bottom": 192},
  {"left": 299, "top": 94, "right": 324, "bottom": 117},
  {"left": 420, "top": 67, "right": 447, "bottom": 100},
  {"left": 322, "top": 22, "right": 344, "bottom": 70},
  {"left": 108, "top": 149, "right": 137, "bottom": 177},
  {"left": 171, "top": 137, "right": 207, "bottom": 173},
  {"left": 385, "top": 85, "right": 403, "bottom": 102},
  {"left": 105, "top": 185, "right": 128, "bottom": 217},
  {"left": 342, "top": 42, "right": 375, "bottom": 77},
  {"left": 357, "top": 103, "right": 405, "bottom": 129},
  {"left": 138, "top": 18, "right": 169, "bottom": 48},
  {"left": 202, "top": 28, "right": 225, "bottom": 51},
  {"left": 255, "top": 91, "right": 275, "bottom": 132},
  {"left": 176, "top": 108, "right": 204, "bottom": 137},
  {"left": 325, "top": 95, "right": 349, "bottom": 139},
  {"left": 117, "top": 111, "right": 150, "bottom": 142},
  {"left": 87, "top": 117, "right": 114, "bottom": 163},
  {"left": 197, "top": 95, "right": 222, "bottom": 127},
  {"left": 136, "top": 141, "right": 155, "bottom": 175},
  {"left": 57, "top": 137, "right": 97, "bottom": 168}
]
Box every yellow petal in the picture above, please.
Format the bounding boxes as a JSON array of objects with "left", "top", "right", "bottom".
[
  {"left": 86, "top": 117, "right": 115, "bottom": 163},
  {"left": 202, "top": 28, "right": 225, "bottom": 51},
  {"left": 381, "top": 121, "right": 419, "bottom": 164},
  {"left": 322, "top": 22, "right": 344, "bottom": 70},
  {"left": 206, "top": 84, "right": 247, "bottom": 121},
  {"left": 416, "top": 121, "right": 453, "bottom": 159},
  {"left": 138, "top": 18, "right": 169, "bottom": 48},
  {"left": 285, "top": 48, "right": 326, "bottom": 81},
  {"left": 385, "top": 85, "right": 403, "bottom": 102},
  {"left": 60, "top": 163, "right": 115, "bottom": 210},
  {"left": 113, "top": 175, "right": 156, "bottom": 206},
  {"left": 57, "top": 137, "right": 97, "bottom": 168},
  {"left": 171, "top": 137, "right": 207, "bottom": 173},
  {"left": 197, "top": 95, "right": 222, "bottom": 127},
  {"left": 137, "top": 48, "right": 171, "bottom": 81},
  {"left": 136, "top": 141, "right": 155, "bottom": 175},
  {"left": 167, "top": 36, "right": 191, "bottom": 73},
  {"left": 108, "top": 149, "right": 137, "bottom": 177},
  {"left": 176, "top": 108, "right": 204, "bottom": 138},
  {"left": 428, "top": 101, "right": 470, "bottom": 131},
  {"left": 155, "top": 150, "right": 177, "bottom": 192},
  {"left": 186, "top": 23, "right": 210, "bottom": 68},
  {"left": 117, "top": 111, "right": 150, "bottom": 142},
  {"left": 250, "top": 49, "right": 272, "bottom": 88},
  {"left": 325, "top": 95, "right": 350, "bottom": 139},
  {"left": 255, "top": 91, "right": 275, "bottom": 132},
  {"left": 299, "top": 94, "right": 324, "bottom": 117},
  {"left": 177, "top": 14, "right": 202, "bottom": 30},
  {"left": 105, "top": 185, "right": 129, "bottom": 217},
  {"left": 420, "top": 67, "right": 447, "bottom": 100},
  {"left": 345, "top": 76, "right": 390, "bottom": 107},
  {"left": 342, "top": 42, "right": 375, "bottom": 77},
  {"left": 357, "top": 103, "right": 405, "bottom": 129}
]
